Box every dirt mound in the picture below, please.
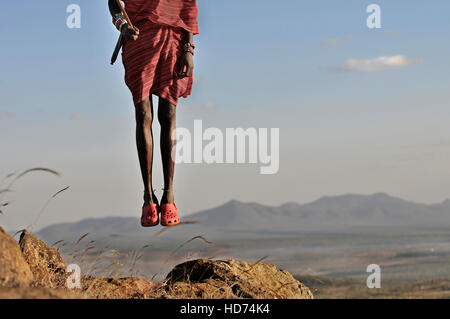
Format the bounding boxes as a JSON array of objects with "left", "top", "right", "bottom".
[
  {"left": 164, "top": 258, "right": 313, "bottom": 299},
  {"left": 81, "top": 277, "right": 157, "bottom": 299},
  {"left": 19, "top": 230, "right": 67, "bottom": 287},
  {"left": 0, "top": 227, "right": 34, "bottom": 287}
]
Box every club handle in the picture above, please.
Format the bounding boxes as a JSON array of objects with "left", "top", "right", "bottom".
[{"left": 110, "top": 34, "right": 123, "bottom": 65}]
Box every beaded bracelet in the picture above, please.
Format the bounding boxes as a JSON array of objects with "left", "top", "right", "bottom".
[
  {"left": 118, "top": 20, "right": 128, "bottom": 32},
  {"left": 184, "top": 47, "right": 195, "bottom": 55},
  {"left": 112, "top": 13, "right": 127, "bottom": 31},
  {"left": 183, "top": 43, "right": 195, "bottom": 55},
  {"left": 183, "top": 42, "right": 196, "bottom": 50},
  {"left": 112, "top": 13, "right": 122, "bottom": 24}
]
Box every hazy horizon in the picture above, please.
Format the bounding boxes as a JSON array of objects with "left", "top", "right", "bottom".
[{"left": 3, "top": 190, "right": 450, "bottom": 233}]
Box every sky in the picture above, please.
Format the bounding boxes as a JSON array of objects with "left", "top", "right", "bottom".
[{"left": 1, "top": 0, "right": 450, "bottom": 231}]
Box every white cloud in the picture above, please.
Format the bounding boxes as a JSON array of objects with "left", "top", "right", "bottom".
[{"left": 333, "top": 55, "right": 424, "bottom": 72}]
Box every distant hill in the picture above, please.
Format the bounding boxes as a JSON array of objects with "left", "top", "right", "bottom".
[
  {"left": 185, "top": 193, "right": 450, "bottom": 231},
  {"left": 36, "top": 193, "right": 450, "bottom": 243}
]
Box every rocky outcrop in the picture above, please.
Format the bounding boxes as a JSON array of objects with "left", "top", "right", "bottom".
[
  {"left": 164, "top": 259, "right": 313, "bottom": 299},
  {"left": 0, "top": 227, "right": 34, "bottom": 287},
  {"left": 0, "top": 227, "right": 313, "bottom": 299},
  {"left": 19, "top": 230, "right": 66, "bottom": 287}
]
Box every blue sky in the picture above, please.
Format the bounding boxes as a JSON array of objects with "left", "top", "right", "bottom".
[
  {"left": 1, "top": 1, "right": 450, "bottom": 230},
  {"left": 3, "top": 1, "right": 449, "bottom": 117}
]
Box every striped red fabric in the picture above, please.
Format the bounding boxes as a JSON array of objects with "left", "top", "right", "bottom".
[
  {"left": 122, "top": 20, "right": 193, "bottom": 106},
  {"left": 121, "top": 0, "right": 198, "bottom": 106},
  {"left": 123, "top": 0, "right": 198, "bottom": 34}
]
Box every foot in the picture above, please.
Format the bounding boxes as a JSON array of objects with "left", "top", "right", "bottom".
[
  {"left": 160, "top": 203, "right": 180, "bottom": 226},
  {"left": 160, "top": 188, "right": 174, "bottom": 205},
  {"left": 141, "top": 190, "right": 160, "bottom": 227},
  {"left": 141, "top": 204, "right": 159, "bottom": 227},
  {"left": 144, "top": 190, "right": 159, "bottom": 206}
]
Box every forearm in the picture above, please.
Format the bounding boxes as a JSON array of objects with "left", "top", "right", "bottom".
[
  {"left": 108, "top": 0, "right": 121, "bottom": 17},
  {"left": 184, "top": 31, "right": 194, "bottom": 44}
]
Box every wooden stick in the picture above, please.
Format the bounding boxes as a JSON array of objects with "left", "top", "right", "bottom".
[
  {"left": 110, "top": 34, "right": 123, "bottom": 65},
  {"left": 110, "top": 0, "right": 133, "bottom": 65},
  {"left": 116, "top": 0, "right": 134, "bottom": 28}
]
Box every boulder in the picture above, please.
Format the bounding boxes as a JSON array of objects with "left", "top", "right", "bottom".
[
  {"left": 0, "top": 227, "right": 34, "bottom": 287},
  {"left": 165, "top": 259, "right": 313, "bottom": 299},
  {"left": 19, "top": 230, "right": 66, "bottom": 287}
]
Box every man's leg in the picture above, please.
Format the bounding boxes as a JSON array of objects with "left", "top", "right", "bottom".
[
  {"left": 157, "top": 97, "right": 176, "bottom": 204},
  {"left": 135, "top": 97, "right": 157, "bottom": 205}
]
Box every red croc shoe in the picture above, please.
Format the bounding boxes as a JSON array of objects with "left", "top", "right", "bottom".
[
  {"left": 141, "top": 203, "right": 159, "bottom": 227},
  {"left": 160, "top": 203, "right": 180, "bottom": 226}
]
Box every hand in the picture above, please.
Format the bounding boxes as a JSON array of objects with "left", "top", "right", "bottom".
[
  {"left": 178, "top": 52, "right": 194, "bottom": 78},
  {"left": 121, "top": 24, "right": 139, "bottom": 41}
]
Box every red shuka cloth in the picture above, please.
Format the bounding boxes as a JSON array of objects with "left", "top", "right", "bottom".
[
  {"left": 121, "top": 0, "right": 198, "bottom": 106},
  {"left": 123, "top": 0, "right": 199, "bottom": 34}
]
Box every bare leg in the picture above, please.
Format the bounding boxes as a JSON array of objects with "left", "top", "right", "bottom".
[
  {"left": 158, "top": 97, "right": 176, "bottom": 204},
  {"left": 135, "top": 97, "right": 158, "bottom": 206}
]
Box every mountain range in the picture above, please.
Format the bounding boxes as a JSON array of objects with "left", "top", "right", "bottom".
[{"left": 36, "top": 193, "right": 450, "bottom": 243}]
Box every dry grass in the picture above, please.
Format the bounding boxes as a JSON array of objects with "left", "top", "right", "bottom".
[
  {"left": 1, "top": 167, "right": 60, "bottom": 199},
  {"left": 0, "top": 167, "right": 66, "bottom": 228},
  {"left": 0, "top": 166, "right": 305, "bottom": 299},
  {"left": 29, "top": 186, "right": 70, "bottom": 231}
]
